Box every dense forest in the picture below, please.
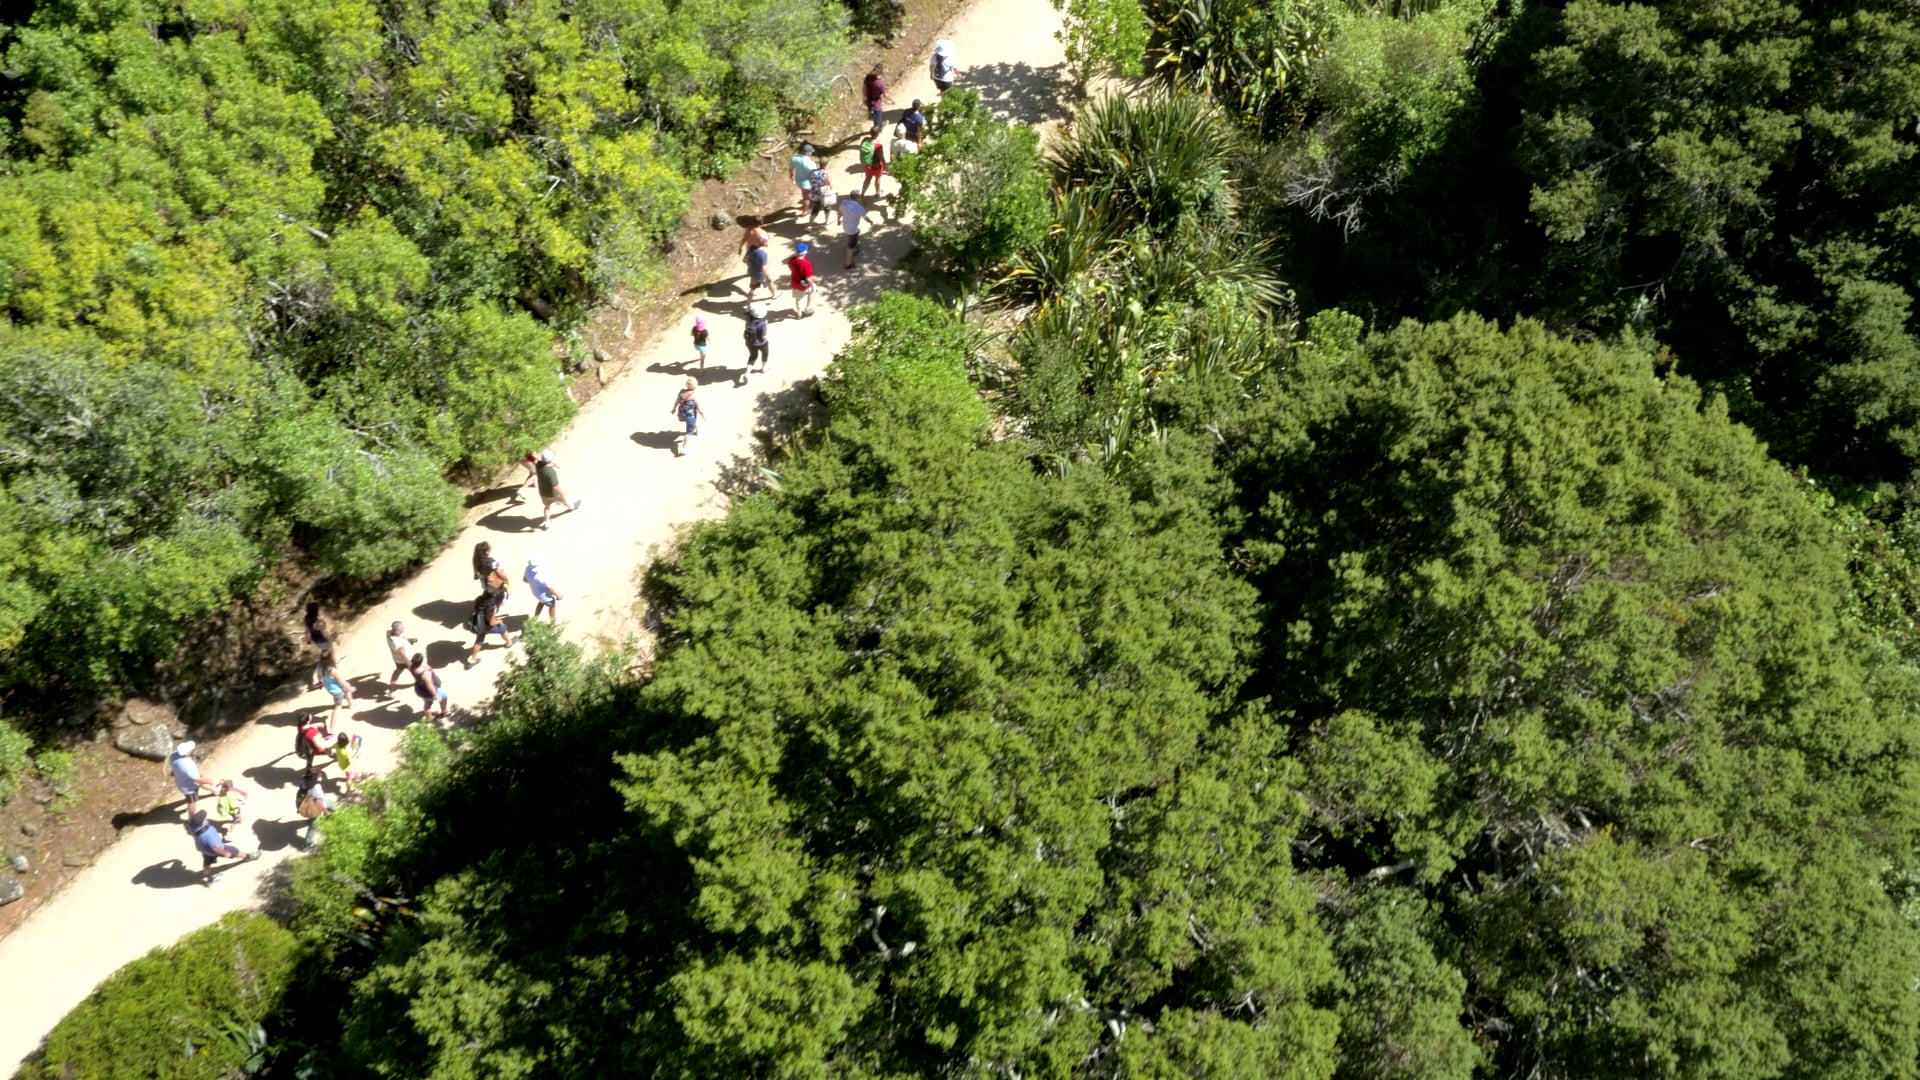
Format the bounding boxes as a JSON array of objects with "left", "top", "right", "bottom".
[{"left": 19, "top": 0, "right": 1920, "bottom": 1074}]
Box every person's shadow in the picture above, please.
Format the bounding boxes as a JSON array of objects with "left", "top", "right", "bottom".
[
  {"left": 132, "top": 859, "right": 204, "bottom": 890},
  {"left": 110, "top": 802, "right": 187, "bottom": 831},
  {"left": 249, "top": 818, "right": 307, "bottom": 853},
  {"left": 631, "top": 431, "right": 681, "bottom": 454}
]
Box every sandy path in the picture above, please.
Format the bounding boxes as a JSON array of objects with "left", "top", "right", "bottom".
[{"left": 0, "top": 3, "right": 1066, "bottom": 1072}]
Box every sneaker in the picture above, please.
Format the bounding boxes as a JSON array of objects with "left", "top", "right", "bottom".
[
  {"left": 571, "top": 498, "right": 583, "bottom": 511},
  {"left": 539, "top": 520, "right": 550, "bottom": 530},
  {"left": 244, "top": 850, "right": 262, "bottom": 863}
]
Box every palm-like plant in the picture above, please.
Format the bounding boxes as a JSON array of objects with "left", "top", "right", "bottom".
[
  {"left": 1049, "top": 90, "right": 1239, "bottom": 238},
  {"left": 1141, "top": 0, "right": 1335, "bottom": 133}
]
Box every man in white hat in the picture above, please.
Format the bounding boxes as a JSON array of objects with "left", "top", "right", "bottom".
[
  {"left": 168, "top": 740, "right": 215, "bottom": 818},
  {"left": 930, "top": 40, "right": 958, "bottom": 93}
]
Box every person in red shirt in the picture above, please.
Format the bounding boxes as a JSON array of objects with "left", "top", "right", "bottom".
[{"left": 785, "top": 243, "right": 816, "bottom": 317}]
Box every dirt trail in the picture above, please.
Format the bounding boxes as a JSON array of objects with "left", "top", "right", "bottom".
[{"left": 0, "top": 3, "right": 1067, "bottom": 1072}]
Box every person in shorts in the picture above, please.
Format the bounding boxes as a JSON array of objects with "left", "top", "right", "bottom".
[
  {"left": 691, "top": 315, "right": 709, "bottom": 370},
  {"left": 902, "top": 101, "right": 927, "bottom": 142},
  {"left": 859, "top": 130, "right": 889, "bottom": 199},
  {"left": 785, "top": 243, "right": 816, "bottom": 317},
  {"left": 386, "top": 620, "right": 415, "bottom": 693},
  {"left": 808, "top": 165, "right": 834, "bottom": 225},
  {"left": 188, "top": 810, "right": 258, "bottom": 885},
  {"left": 510, "top": 450, "right": 539, "bottom": 504},
  {"left": 672, "top": 378, "right": 705, "bottom": 455},
  {"left": 524, "top": 554, "right": 563, "bottom": 624},
  {"left": 789, "top": 144, "right": 818, "bottom": 210},
  {"left": 212, "top": 779, "right": 248, "bottom": 839},
  {"left": 168, "top": 740, "right": 215, "bottom": 817},
  {"left": 838, "top": 195, "right": 867, "bottom": 268},
  {"left": 317, "top": 651, "right": 354, "bottom": 726},
  {"left": 534, "top": 450, "right": 582, "bottom": 530},
  {"left": 294, "top": 768, "right": 335, "bottom": 848},
  {"left": 409, "top": 653, "right": 452, "bottom": 719},
  {"left": 744, "top": 237, "right": 774, "bottom": 302}
]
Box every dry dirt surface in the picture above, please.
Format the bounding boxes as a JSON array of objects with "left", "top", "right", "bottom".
[{"left": 0, "top": 1, "right": 1069, "bottom": 1072}]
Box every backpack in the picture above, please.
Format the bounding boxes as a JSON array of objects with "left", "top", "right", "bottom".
[
  {"left": 859, "top": 137, "right": 875, "bottom": 166},
  {"left": 469, "top": 595, "right": 491, "bottom": 635},
  {"left": 296, "top": 785, "right": 326, "bottom": 820},
  {"left": 294, "top": 725, "right": 318, "bottom": 761}
]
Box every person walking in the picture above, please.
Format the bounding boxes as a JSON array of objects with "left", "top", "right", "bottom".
[
  {"left": 465, "top": 588, "right": 514, "bottom": 666},
  {"left": 293, "top": 767, "right": 333, "bottom": 848},
  {"left": 859, "top": 129, "right": 889, "bottom": 200},
  {"left": 168, "top": 741, "right": 215, "bottom": 818},
  {"left": 902, "top": 100, "right": 927, "bottom": 142},
  {"left": 862, "top": 64, "right": 887, "bottom": 135},
  {"left": 691, "top": 315, "right": 709, "bottom": 370},
  {"left": 303, "top": 602, "right": 332, "bottom": 690},
  {"left": 385, "top": 620, "right": 415, "bottom": 694},
  {"left": 743, "top": 233, "right": 775, "bottom": 302},
  {"left": 788, "top": 144, "right": 818, "bottom": 211},
  {"left": 523, "top": 555, "right": 563, "bottom": 624},
  {"left": 509, "top": 450, "right": 540, "bottom": 504},
  {"left": 212, "top": 780, "right": 248, "bottom": 840},
  {"left": 328, "top": 732, "right": 363, "bottom": 795},
  {"left": 533, "top": 450, "right": 582, "bottom": 530},
  {"left": 672, "top": 378, "right": 705, "bottom": 456},
  {"left": 838, "top": 195, "right": 867, "bottom": 269},
  {"left": 808, "top": 164, "right": 834, "bottom": 226},
  {"left": 739, "top": 216, "right": 769, "bottom": 254},
  {"left": 317, "top": 650, "right": 354, "bottom": 727},
  {"left": 295, "top": 713, "right": 333, "bottom": 768},
  {"left": 930, "top": 40, "right": 958, "bottom": 93},
  {"left": 785, "top": 243, "right": 816, "bottom": 317},
  {"left": 408, "top": 653, "right": 452, "bottom": 720},
  {"left": 744, "top": 301, "right": 771, "bottom": 376},
  {"left": 889, "top": 124, "right": 919, "bottom": 199},
  {"left": 187, "top": 810, "right": 258, "bottom": 885}
]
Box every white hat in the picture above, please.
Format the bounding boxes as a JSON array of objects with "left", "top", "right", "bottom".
[
  {"left": 749, "top": 301, "right": 768, "bottom": 319},
  {"left": 539, "top": 449, "right": 554, "bottom": 463},
  {"left": 174, "top": 741, "right": 196, "bottom": 756},
  {"left": 934, "top": 39, "right": 953, "bottom": 54}
]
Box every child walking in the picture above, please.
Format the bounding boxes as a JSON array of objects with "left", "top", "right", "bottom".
[
  {"left": 691, "top": 315, "right": 709, "bottom": 370},
  {"left": 672, "top": 378, "right": 705, "bottom": 456}
]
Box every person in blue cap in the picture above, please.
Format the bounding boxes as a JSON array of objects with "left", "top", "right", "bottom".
[{"left": 785, "top": 242, "right": 816, "bottom": 317}]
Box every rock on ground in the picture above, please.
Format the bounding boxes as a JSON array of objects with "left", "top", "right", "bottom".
[
  {"left": 113, "top": 723, "right": 174, "bottom": 762},
  {"left": 0, "top": 872, "right": 21, "bottom": 907}
]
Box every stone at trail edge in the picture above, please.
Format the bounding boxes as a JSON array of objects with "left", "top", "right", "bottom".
[
  {"left": 7, "top": 854, "right": 25, "bottom": 873},
  {"left": 19, "top": 823, "right": 36, "bottom": 837},
  {"left": 60, "top": 856, "right": 86, "bottom": 868},
  {"left": 113, "top": 723, "right": 174, "bottom": 762},
  {"left": 0, "top": 870, "right": 21, "bottom": 907}
]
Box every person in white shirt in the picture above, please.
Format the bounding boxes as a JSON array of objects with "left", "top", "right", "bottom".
[{"left": 838, "top": 196, "right": 867, "bottom": 269}]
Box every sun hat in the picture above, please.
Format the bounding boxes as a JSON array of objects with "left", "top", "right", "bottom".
[
  {"left": 175, "top": 741, "right": 196, "bottom": 756},
  {"left": 934, "top": 39, "right": 952, "bottom": 54},
  {"left": 695, "top": 314, "right": 706, "bottom": 330},
  {"left": 539, "top": 449, "right": 554, "bottom": 463},
  {"left": 749, "top": 301, "right": 768, "bottom": 319}
]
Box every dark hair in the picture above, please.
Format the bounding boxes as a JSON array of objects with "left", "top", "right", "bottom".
[
  {"left": 305, "top": 601, "right": 320, "bottom": 621},
  {"left": 408, "top": 653, "right": 425, "bottom": 670},
  {"left": 911, "top": 99, "right": 922, "bottom": 110},
  {"left": 187, "top": 810, "right": 209, "bottom": 831}
]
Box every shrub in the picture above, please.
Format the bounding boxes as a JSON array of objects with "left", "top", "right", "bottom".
[
  {"left": 895, "top": 89, "right": 1051, "bottom": 284},
  {"left": 27, "top": 912, "right": 304, "bottom": 1080},
  {"left": 0, "top": 721, "right": 31, "bottom": 806}
]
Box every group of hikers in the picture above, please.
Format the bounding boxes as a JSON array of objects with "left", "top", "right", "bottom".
[
  {"left": 161, "top": 43, "right": 971, "bottom": 888},
  {"left": 704, "top": 43, "right": 962, "bottom": 455},
  {"left": 171, "top": 490, "right": 573, "bottom": 882}
]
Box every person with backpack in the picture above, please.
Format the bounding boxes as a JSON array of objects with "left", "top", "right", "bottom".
[
  {"left": 808, "top": 165, "right": 834, "bottom": 226},
  {"left": 465, "top": 589, "right": 514, "bottom": 667},
  {"left": 672, "top": 377, "right": 705, "bottom": 456},
  {"left": 168, "top": 741, "right": 216, "bottom": 818},
  {"left": 293, "top": 768, "right": 333, "bottom": 848},
  {"left": 785, "top": 242, "right": 816, "bottom": 317},
  {"left": 930, "top": 40, "right": 958, "bottom": 93},
  {"left": 744, "top": 301, "right": 771, "bottom": 377},
  {"left": 862, "top": 64, "right": 887, "bottom": 134},
  {"left": 902, "top": 100, "right": 927, "bottom": 142},
  {"left": 859, "top": 129, "right": 889, "bottom": 200},
  {"left": 294, "top": 714, "right": 333, "bottom": 768},
  {"left": 409, "top": 652, "right": 452, "bottom": 720},
  {"left": 187, "top": 810, "right": 259, "bottom": 885}
]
